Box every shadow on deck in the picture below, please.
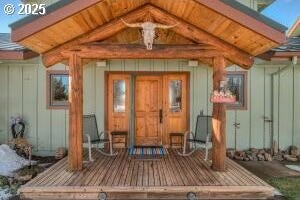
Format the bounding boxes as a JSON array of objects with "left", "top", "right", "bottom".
[{"left": 19, "top": 149, "right": 275, "bottom": 200}]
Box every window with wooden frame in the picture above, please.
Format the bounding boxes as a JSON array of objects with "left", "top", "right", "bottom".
[
  {"left": 226, "top": 71, "right": 248, "bottom": 110},
  {"left": 46, "top": 70, "right": 69, "bottom": 109}
]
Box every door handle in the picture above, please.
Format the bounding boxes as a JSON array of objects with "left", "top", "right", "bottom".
[{"left": 159, "top": 109, "right": 163, "bottom": 123}]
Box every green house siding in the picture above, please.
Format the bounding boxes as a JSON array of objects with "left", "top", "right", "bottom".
[{"left": 0, "top": 59, "right": 299, "bottom": 155}]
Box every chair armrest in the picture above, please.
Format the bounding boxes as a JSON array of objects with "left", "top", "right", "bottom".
[
  {"left": 84, "top": 134, "right": 91, "bottom": 144},
  {"left": 184, "top": 131, "right": 195, "bottom": 140},
  {"left": 206, "top": 134, "right": 212, "bottom": 143},
  {"left": 99, "top": 130, "right": 111, "bottom": 138}
]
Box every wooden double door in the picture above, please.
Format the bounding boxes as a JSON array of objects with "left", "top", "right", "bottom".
[{"left": 107, "top": 73, "right": 188, "bottom": 147}]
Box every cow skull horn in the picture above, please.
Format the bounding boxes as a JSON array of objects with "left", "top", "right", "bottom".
[
  {"left": 121, "top": 18, "right": 142, "bottom": 28},
  {"left": 121, "top": 19, "right": 178, "bottom": 50},
  {"left": 154, "top": 23, "right": 178, "bottom": 29}
]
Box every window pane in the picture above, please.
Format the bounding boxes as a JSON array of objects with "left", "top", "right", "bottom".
[
  {"left": 113, "top": 80, "right": 126, "bottom": 112},
  {"left": 227, "top": 74, "right": 244, "bottom": 107},
  {"left": 169, "top": 80, "right": 182, "bottom": 112},
  {"left": 50, "top": 74, "right": 69, "bottom": 106}
]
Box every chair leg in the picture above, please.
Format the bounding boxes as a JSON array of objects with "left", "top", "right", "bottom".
[
  {"left": 85, "top": 134, "right": 94, "bottom": 162},
  {"left": 178, "top": 133, "right": 196, "bottom": 156},
  {"left": 95, "top": 141, "right": 118, "bottom": 156},
  {"left": 205, "top": 145, "right": 208, "bottom": 161},
  {"left": 96, "top": 133, "right": 118, "bottom": 157},
  {"left": 182, "top": 134, "right": 187, "bottom": 154},
  {"left": 109, "top": 133, "right": 113, "bottom": 155}
]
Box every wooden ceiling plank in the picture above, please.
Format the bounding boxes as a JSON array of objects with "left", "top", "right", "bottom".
[
  {"left": 207, "top": 16, "right": 227, "bottom": 33},
  {"left": 11, "top": 0, "right": 104, "bottom": 42},
  {"left": 98, "top": 0, "right": 115, "bottom": 22},
  {"left": 42, "top": 5, "right": 150, "bottom": 67},
  {"left": 148, "top": 5, "right": 253, "bottom": 69},
  {"left": 13, "top": 0, "right": 286, "bottom": 62},
  {"left": 43, "top": 4, "right": 254, "bottom": 69},
  {"left": 152, "top": 0, "right": 283, "bottom": 55},
  {"left": 194, "top": 0, "right": 286, "bottom": 44}
]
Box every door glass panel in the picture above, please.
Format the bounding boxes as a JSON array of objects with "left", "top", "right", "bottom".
[
  {"left": 113, "top": 80, "right": 126, "bottom": 112},
  {"left": 169, "top": 80, "right": 182, "bottom": 112}
]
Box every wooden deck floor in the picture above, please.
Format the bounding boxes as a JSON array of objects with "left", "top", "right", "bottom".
[{"left": 20, "top": 149, "right": 275, "bottom": 199}]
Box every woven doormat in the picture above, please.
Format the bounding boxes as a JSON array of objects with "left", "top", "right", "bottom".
[{"left": 129, "top": 147, "right": 168, "bottom": 159}]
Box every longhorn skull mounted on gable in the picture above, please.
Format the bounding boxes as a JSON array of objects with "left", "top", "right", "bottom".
[{"left": 121, "top": 19, "right": 177, "bottom": 50}]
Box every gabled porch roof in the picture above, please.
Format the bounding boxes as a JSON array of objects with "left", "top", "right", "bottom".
[
  {"left": 8, "top": 0, "right": 288, "bottom": 172},
  {"left": 9, "top": 0, "right": 287, "bottom": 69}
]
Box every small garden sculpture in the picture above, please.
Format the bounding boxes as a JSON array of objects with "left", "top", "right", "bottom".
[{"left": 9, "top": 116, "right": 32, "bottom": 166}]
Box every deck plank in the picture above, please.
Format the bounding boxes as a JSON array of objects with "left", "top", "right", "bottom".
[
  {"left": 153, "top": 161, "right": 161, "bottom": 186},
  {"left": 28, "top": 157, "right": 67, "bottom": 186},
  {"left": 102, "top": 150, "right": 125, "bottom": 186},
  {"left": 96, "top": 153, "right": 119, "bottom": 186},
  {"left": 166, "top": 149, "right": 185, "bottom": 185},
  {"left": 124, "top": 155, "right": 135, "bottom": 186},
  {"left": 148, "top": 161, "right": 155, "bottom": 186},
  {"left": 19, "top": 148, "right": 274, "bottom": 200},
  {"left": 130, "top": 159, "right": 139, "bottom": 186},
  {"left": 142, "top": 160, "right": 149, "bottom": 186},
  {"left": 108, "top": 149, "right": 128, "bottom": 186},
  {"left": 162, "top": 155, "right": 176, "bottom": 185},
  {"left": 65, "top": 151, "right": 101, "bottom": 186},
  {"left": 137, "top": 160, "right": 144, "bottom": 186},
  {"left": 118, "top": 152, "right": 132, "bottom": 186},
  {"left": 87, "top": 151, "right": 115, "bottom": 186},
  {"left": 156, "top": 160, "right": 167, "bottom": 186},
  {"left": 184, "top": 154, "right": 214, "bottom": 185},
  {"left": 76, "top": 151, "right": 107, "bottom": 186},
  {"left": 111, "top": 149, "right": 129, "bottom": 186}
]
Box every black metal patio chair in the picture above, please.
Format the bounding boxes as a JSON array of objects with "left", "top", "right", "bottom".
[
  {"left": 178, "top": 114, "right": 212, "bottom": 161},
  {"left": 83, "top": 114, "right": 117, "bottom": 162}
]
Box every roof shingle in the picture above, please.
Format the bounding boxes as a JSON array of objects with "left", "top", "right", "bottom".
[{"left": 0, "top": 33, "right": 25, "bottom": 51}]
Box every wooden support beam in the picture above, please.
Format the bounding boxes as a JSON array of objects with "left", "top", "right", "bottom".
[
  {"left": 212, "top": 55, "right": 227, "bottom": 171},
  {"left": 149, "top": 5, "right": 254, "bottom": 69},
  {"left": 68, "top": 53, "right": 83, "bottom": 171},
  {"left": 61, "top": 44, "right": 221, "bottom": 59},
  {"left": 42, "top": 5, "right": 150, "bottom": 67}
]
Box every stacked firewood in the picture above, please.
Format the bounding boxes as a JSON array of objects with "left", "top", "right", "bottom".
[{"left": 227, "top": 145, "right": 300, "bottom": 162}]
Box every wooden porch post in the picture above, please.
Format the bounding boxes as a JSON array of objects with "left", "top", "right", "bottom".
[
  {"left": 68, "top": 53, "right": 83, "bottom": 171},
  {"left": 211, "top": 55, "right": 226, "bottom": 171}
]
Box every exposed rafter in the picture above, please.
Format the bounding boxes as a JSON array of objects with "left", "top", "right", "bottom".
[{"left": 148, "top": 5, "right": 254, "bottom": 69}]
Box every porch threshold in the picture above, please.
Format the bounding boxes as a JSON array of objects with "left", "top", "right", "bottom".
[{"left": 19, "top": 149, "right": 275, "bottom": 200}]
